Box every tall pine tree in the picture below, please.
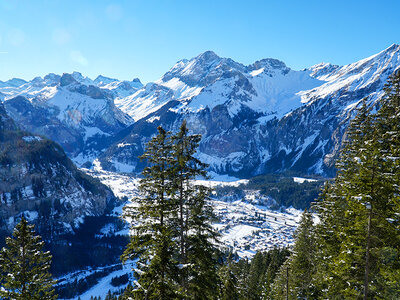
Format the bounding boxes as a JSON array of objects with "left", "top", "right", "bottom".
[
  {"left": 0, "top": 217, "right": 57, "bottom": 300},
  {"left": 312, "top": 70, "right": 400, "bottom": 299},
  {"left": 270, "top": 210, "right": 316, "bottom": 300},
  {"left": 122, "top": 122, "right": 220, "bottom": 299},
  {"left": 121, "top": 126, "right": 179, "bottom": 299},
  {"left": 171, "top": 121, "right": 219, "bottom": 299}
]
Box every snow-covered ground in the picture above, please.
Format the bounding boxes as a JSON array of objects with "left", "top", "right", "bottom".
[
  {"left": 212, "top": 199, "right": 301, "bottom": 258},
  {"left": 57, "top": 261, "right": 135, "bottom": 300},
  {"left": 65, "top": 169, "right": 303, "bottom": 299},
  {"left": 85, "top": 168, "right": 302, "bottom": 258}
]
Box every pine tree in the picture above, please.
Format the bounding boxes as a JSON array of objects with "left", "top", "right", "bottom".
[
  {"left": 121, "top": 126, "right": 179, "bottom": 299},
  {"left": 171, "top": 121, "right": 220, "bottom": 299},
  {"left": 310, "top": 70, "right": 400, "bottom": 299},
  {"left": 219, "top": 256, "right": 239, "bottom": 300},
  {"left": 270, "top": 211, "right": 316, "bottom": 299},
  {"left": 0, "top": 217, "right": 57, "bottom": 299},
  {"left": 122, "top": 122, "right": 220, "bottom": 299}
]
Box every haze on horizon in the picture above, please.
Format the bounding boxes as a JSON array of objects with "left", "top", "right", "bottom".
[{"left": 0, "top": 0, "right": 399, "bottom": 83}]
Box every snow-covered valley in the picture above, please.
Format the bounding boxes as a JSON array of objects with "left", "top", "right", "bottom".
[{"left": 55, "top": 169, "right": 305, "bottom": 299}]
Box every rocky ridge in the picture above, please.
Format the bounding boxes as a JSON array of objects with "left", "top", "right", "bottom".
[{"left": 0, "top": 102, "right": 117, "bottom": 237}]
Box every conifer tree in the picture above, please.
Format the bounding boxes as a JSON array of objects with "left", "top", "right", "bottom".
[
  {"left": 0, "top": 217, "right": 57, "bottom": 300},
  {"left": 121, "top": 126, "right": 179, "bottom": 299},
  {"left": 122, "top": 122, "right": 220, "bottom": 299},
  {"left": 171, "top": 121, "right": 220, "bottom": 299},
  {"left": 219, "top": 256, "right": 239, "bottom": 300},
  {"left": 311, "top": 70, "right": 400, "bottom": 299},
  {"left": 270, "top": 210, "right": 316, "bottom": 299}
]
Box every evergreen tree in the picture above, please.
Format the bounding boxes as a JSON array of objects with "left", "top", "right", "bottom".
[
  {"left": 219, "top": 256, "right": 239, "bottom": 300},
  {"left": 270, "top": 211, "right": 316, "bottom": 299},
  {"left": 122, "top": 122, "right": 220, "bottom": 299},
  {"left": 310, "top": 70, "right": 400, "bottom": 299},
  {"left": 171, "top": 121, "right": 219, "bottom": 298},
  {"left": 121, "top": 126, "right": 179, "bottom": 299},
  {"left": 0, "top": 217, "right": 57, "bottom": 299}
]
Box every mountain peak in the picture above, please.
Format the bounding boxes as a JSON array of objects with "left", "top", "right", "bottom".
[
  {"left": 60, "top": 73, "right": 78, "bottom": 87},
  {"left": 196, "top": 50, "right": 220, "bottom": 62},
  {"left": 94, "top": 75, "right": 118, "bottom": 85},
  {"left": 384, "top": 43, "right": 400, "bottom": 52},
  {"left": 248, "top": 58, "right": 289, "bottom": 72}
]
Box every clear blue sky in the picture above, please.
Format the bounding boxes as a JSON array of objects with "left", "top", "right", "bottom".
[{"left": 0, "top": 0, "right": 399, "bottom": 83}]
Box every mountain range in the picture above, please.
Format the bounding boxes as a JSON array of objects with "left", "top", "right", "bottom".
[{"left": 1, "top": 44, "right": 400, "bottom": 178}]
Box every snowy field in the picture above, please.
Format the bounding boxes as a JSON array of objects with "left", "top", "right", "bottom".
[
  {"left": 63, "top": 169, "right": 303, "bottom": 299},
  {"left": 86, "top": 169, "right": 303, "bottom": 257}
]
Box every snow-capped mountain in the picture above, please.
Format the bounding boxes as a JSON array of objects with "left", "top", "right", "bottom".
[
  {"left": 1, "top": 45, "right": 399, "bottom": 177},
  {"left": 0, "top": 72, "right": 142, "bottom": 163},
  {"left": 100, "top": 44, "right": 400, "bottom": 177},
  {"left": 115, "top": 51, "right": 322, "bottom": 122}
]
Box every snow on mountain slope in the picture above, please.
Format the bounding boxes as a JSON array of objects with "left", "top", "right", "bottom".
[
  {"left": 101, "top": 44, "right": 400, "bottom": 177},
  {"left": 0, "top": 72, "right": 139, "bottom": 161},
  {"left": 1, "top": 45, "right": 399, "bottom": 178},
  {"left": 0, "top": 101, "right": 116, "bottom": 237},
  {"left": 304, "top": 44, "right": 400, "bottom": 105},
  {"left": 115, "top": 51, "right": 323, "bottom": 122}
]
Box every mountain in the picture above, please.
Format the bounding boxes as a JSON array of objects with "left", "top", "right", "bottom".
[
  {"left": 0, "top": 101, "right": 117, "bottom": 237},
  {"left": 1, "top": 45, "right": 399, "bottom": 178},
  {"left": 0, "top": 72, "right": 143, "bottom": 164},
  {"left": 98, "top": 45, "right": 400, "bottom": 177}
]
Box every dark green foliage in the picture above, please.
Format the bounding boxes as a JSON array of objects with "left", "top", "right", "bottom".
[
  {"left": 310, "top": 71, "right": 400, "bottom": 299},
  {"left": 271, "top": 210, "right": 317, "bottom": 299},
  {"left": 215, "top": 173, "right": 324, "bottom": 210},
  {"left": 122, "top": 122, "right": 220, "bottom": 299},
  {"left": 0, "top": 217, "right": 57, "bottom": 299},
  {"left": 271, "top": 71, "right": 400, "bottom": 299},
  {"left": 171, "top": 121, "right": 220, "bottom": 298},
  {"left": 122, "top": 126, "right": 180, "bottom": 299},
  {"left": 111, "top": 274, "right": 129, "bottom": 287},
  {"left": 218, "top": 248, "right": 290, "bottom": 300},
  {"left": 49, "top": 215, "right": 129, "bottom": 276}
]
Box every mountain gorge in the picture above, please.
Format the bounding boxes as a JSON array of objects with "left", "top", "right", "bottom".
[
  {"left": 1, "top": 45, "right": 400, "bottom": 178},
  {"left": 0, "top": 101, "right": 117, "bottom": 237}
]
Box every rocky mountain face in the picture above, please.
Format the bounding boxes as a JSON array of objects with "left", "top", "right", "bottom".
[
  {"left": 1, "top": 45, "right": 399, "bottom": 178},
  {"left": 0, "top": 72, "right": 143, "bottom": 164},
  {"left": 98, "top": 44, "right": 400, "bottom": 177},
  {"left": 0, "top": 102, "right": 117, "bottom": 237}
]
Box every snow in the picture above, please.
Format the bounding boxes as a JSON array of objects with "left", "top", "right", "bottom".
[
  {"left": 110, "top": 159, "right": 136, "bottom": 173},
  {"left": 75, "top": 263, "right": 133, "bottom": 300},
  {"left": 146, "top": 115, "right": 160, "bottom": 123},
  {"left": 212, "top": 198, "right": 302, "bottom": 258},
  {"left": 224, "top": 224, "right": 260, "bottom": 240},
  {"left": 83, "top": 126, "right": 110, "bottom": 141},
  {"left": 293, "top": 177, "right": 317, "bottom": 183},
  {"left": 195, "top": 178, "right": 249, "bottom": 188},
  {"left": 302, "top": 44, "right": 400, "bottom": 107},
  {"left": 86, "top": 169, "right": 304, "bottom": 261},
  {"left": 58, "top": 261, "right": 135, "bottom": 300},
  {"left": 22, "top": 210, "right": 38, "bottom": 222},
  {"left": 22, "top": 136, "right": 42, "bottom": 142},
  {"left": 250, "top": 68, "right": 265, "bottom": 77}
]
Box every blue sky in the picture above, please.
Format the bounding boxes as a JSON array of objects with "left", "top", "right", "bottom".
[{"left": 0, "top": 0, "right": 399, "bottom": 83}]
